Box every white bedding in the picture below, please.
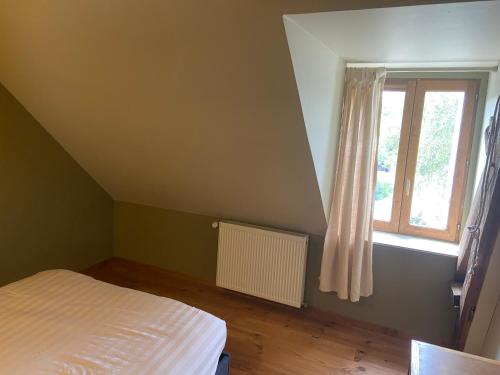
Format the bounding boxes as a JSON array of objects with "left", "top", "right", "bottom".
[{"left": 0, "top": 270, "right": 226, "bottom": 375}]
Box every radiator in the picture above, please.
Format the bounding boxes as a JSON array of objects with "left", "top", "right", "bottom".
[{"left": 216, "top": 221, "right": 308, "bottom": 308}]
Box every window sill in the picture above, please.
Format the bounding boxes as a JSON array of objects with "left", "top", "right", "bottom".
[{"left": 373, "top": 231, "right": 459, "bottom": 258}]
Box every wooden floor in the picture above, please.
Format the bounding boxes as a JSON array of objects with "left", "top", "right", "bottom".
[{"left": 84, "top": 258, "right": 410, "bottom": 375}]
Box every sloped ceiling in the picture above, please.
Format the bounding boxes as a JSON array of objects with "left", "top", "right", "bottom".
[{"left": 0, "top": 0, "right": 473, "bottom": 235}]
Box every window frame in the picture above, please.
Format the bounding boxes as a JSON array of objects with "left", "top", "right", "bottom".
[{"left": 374, "top": 78, "right": 480, "bottom": 242}]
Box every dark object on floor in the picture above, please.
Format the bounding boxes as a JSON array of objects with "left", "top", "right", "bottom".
[{"left": 215, "top": 352, "right": 230, "bottom": 375}]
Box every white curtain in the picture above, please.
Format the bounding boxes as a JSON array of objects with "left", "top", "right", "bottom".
[{"left": 319, "top": 68, "right": 386, "bottom": 302}]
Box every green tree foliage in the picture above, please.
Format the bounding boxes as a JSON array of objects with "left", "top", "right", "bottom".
[
  {"left": 377, "top": 107, "right": 401, "bottom": 172},
  {"left": 415, "top": 93, "right": 462, "bottom": 188},
  {"left": 375, "top": 181, "right": 392, "bottom": 200}
]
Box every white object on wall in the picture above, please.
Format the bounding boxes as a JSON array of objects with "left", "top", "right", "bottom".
[{"left": 216, "top": 221, "right": 308, "bottom": 308}]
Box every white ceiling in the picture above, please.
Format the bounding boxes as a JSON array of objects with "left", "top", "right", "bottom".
[{"left": 286, "top": 1, "right": 500, "bottom": 63}]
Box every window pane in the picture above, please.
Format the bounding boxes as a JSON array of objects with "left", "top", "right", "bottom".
[
  {"left": 374, "top": 91, "right": 405, "bottom": 222},
  {"left": 409, "top": 91, "right": 465, "bottom": 229}
]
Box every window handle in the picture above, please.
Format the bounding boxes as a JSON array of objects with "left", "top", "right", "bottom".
[{"left": 405, "top": 178, "right": 411, "bottom": 196}]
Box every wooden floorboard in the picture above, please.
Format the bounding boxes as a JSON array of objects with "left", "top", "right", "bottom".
[{"left": 83, "top": 258, "right": 410, "bottom": 375}]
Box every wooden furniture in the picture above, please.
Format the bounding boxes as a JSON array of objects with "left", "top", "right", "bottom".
[
  {"left": 410, "top": 340, "right": 500, "bottom": 375},
  {"left": 455, "top": 96, "right": 500, "bottom": 349}
]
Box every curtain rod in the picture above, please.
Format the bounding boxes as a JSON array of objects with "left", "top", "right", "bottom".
[{"left": 345, "top": 61, "right": 499, "bottom": 72}]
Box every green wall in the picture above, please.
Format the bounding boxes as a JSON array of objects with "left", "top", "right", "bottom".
[
  {"left": 114, "top": 201, "right": 218, "bottom": 280},
  {"left": 306, "top": 235, "right": 457, "bottom": 345},
  {"left": 0, "top": 83, "right": 113, "bottom": 285},
  {"left": 114, "top": 201, "right": 457, "bottom": 344}
]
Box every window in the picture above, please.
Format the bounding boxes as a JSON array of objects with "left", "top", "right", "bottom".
[{"left": 374, "top": 79, "right": 479, "bottom": 242}]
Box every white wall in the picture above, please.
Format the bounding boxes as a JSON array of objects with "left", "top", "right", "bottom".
[
  {"left": 465, "top": 233, "right": 500, "bottom": 359},
  {"left": 482, "top": 295, "right": 500, "bottom": 360},
  {"left": 283, "top": 17, "right": 345, "bottom": 218}
]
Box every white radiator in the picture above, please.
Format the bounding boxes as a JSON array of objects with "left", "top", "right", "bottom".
[{"left": 216, "top": 221, "right": 308, "bottom": 308}]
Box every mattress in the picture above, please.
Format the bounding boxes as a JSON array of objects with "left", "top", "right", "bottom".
[{"left": 0, "top": 269, "right": 227, "bottom": 375}]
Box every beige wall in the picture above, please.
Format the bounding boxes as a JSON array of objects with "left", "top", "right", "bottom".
[
  {"left": 0, "top": 83, "right": 113, "bottom": 286},
  {"left": 114, "top": 201, "right": 457, "bottom": 344},
  {"left": 0, "top": 0, "right": 464, "bottom": 237}
]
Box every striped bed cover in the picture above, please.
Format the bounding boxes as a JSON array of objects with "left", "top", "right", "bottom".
[{"left": 0, "top": 270, "right": 226, "bottom": 374}]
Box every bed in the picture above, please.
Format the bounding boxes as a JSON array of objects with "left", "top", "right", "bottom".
[{"left": 0, "top": 269, "right": 228, "bottom": 375}]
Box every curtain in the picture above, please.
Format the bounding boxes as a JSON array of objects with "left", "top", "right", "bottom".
[{"left": 319, "top": 68, "right": 386, "bottom": 302}]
